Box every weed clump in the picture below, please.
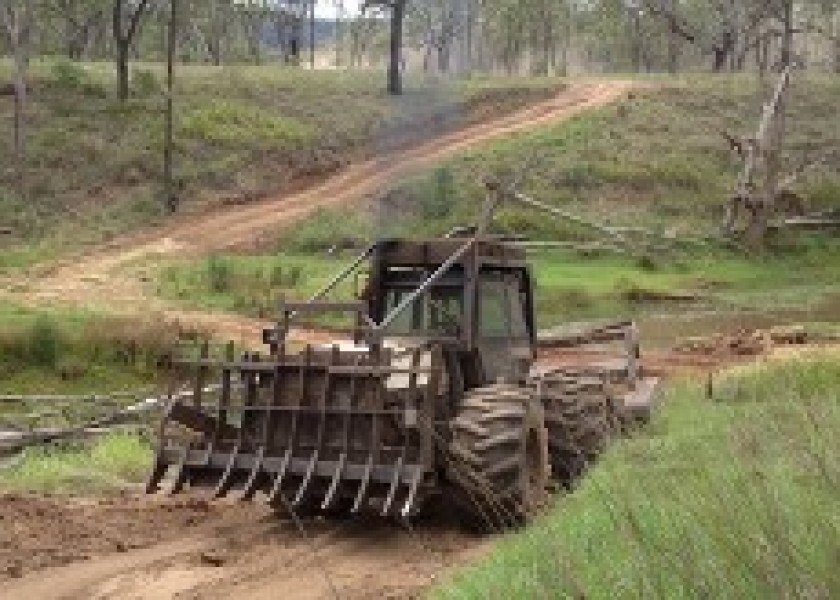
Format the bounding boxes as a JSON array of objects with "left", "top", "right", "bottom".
[
  {"left": 48, "top": 60, "right": 106, "bottom": 98},
  {"left": 206, "top": 255, "right": 232, "bottom": 293},
  {"left": 28, "top": 316, "right": 61, "bottom": 368}
]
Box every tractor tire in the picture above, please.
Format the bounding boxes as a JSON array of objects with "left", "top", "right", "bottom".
[
  {"left": 540, "top": 375, "right": 611, "bottom": 486},
  {"left": 447, "top": 384, "right": 549, "bottom": 531}
]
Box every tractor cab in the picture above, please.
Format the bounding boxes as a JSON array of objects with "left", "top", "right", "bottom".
[{"left": 366, "top": 239, "right": 537, "bottom": 385}]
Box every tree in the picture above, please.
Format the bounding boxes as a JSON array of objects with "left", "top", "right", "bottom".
[
  {"left": 43, "top": 0, "right": 108, "bottom": 60},
  {"left": 364, "top": 0, "right": 407, "bottom": 95},
  {"left": 113, "top": 0, "right": 152, "bottom": 100},
  {"left": 164, "top": 0, "right": 178, "bottom": 213},
  {"left": 0, "top": 0, "right": 35, "bottom": 185}
]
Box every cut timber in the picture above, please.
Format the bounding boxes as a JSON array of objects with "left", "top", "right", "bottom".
[{"left": 769, "top": 217, "right": 840, "bottom": 232}]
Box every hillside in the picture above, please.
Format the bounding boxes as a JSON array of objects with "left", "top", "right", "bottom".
[
  {"left": 153, "top": 76, "right": 840, "bottom": 336},
  {"left": 0, "top": 59, "right": 560, "bottom": 269}
]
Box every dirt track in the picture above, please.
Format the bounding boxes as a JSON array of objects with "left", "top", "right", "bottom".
[
  {"left": 0, "top": 492, "right": 483, "bottom": 599},
  {"left": 9, "top": 80, "right": 634, "bottom": 344}
]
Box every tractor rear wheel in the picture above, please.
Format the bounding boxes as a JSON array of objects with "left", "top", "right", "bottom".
[
  {"left": 447, "top": 384, "right": 549, "bottom": 531},
  {"left": 540, "top": 376, "right": 611, "bottom": 486}
]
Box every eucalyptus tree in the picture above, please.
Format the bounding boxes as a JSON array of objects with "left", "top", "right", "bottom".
[
  {"left": 0, "top": 0, "right": 35, "bottom": 183},
  {"left": 113, "top": 0, "right": 153, "bottom": 99}
]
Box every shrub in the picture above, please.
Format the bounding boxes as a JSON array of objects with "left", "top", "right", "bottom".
[
  {"left": 206, "top": 254, "right": 232, "bottom": 293},
  {"left": 49, "top": 60, "right": 106, "bottom": 97},
  {"left": 424, "top": 166, "right": 455, "bottom": 220},
  {"left": 28, "top": 316, "right": 61, "bottom": 368},
  {"left": 50, "top": 60, "right": 87, "bottom": 89},
  {"left": 133, "top": 68, "right": 161, "bottom": 97}
]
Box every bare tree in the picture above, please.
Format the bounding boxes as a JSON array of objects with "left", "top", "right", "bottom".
[
  {"left": 0, "top": 0, "right": 35, "bottom": 186},
  {"left": 113, "top": 0, "right": 152, "bottom": 100}
]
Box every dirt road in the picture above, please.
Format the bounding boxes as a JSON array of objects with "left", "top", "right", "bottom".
[
  {"left": 0, "top": 492, "right": 485, "bottom": 599},
  {"left": 11, "top": 80, "right": 634, "bottom": 342}
]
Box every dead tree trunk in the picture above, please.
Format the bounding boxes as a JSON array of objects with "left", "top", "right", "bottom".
[
  {"left": 747, "top": 2, "right": 793, "bottom": 249},
  {"left": 725, "top": 66, "right": 792, "bottom": 250}
]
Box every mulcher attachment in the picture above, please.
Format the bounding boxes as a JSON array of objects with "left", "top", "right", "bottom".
[{"left": 146, "top": 344, "right": 433, "bottom": 520}]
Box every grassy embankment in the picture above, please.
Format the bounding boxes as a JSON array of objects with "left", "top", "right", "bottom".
[
  {"left": 0, "top": 58, "right": 560, "bottom": 270},
  {"left": 154, "top": 75, "right": 840, "bottom": 331},
  {"left": 434, "top": 351, "right": 840, "bottom": 598}
]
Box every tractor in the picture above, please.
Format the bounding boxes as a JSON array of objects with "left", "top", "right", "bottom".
[{"left": 147, "top": 187, "right": 658, "bottom": 529}]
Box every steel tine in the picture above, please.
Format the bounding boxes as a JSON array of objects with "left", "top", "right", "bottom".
[
  {"left": 401, "top": 466, "right": 424, "bottom": 519},
  {"left": 381, "top": 455, "right": 405, "bottom": 516},
  {"left": 267, "top": 447, "right": 293, "bottom": 506},
  {"left": 322, "top": 452, "right": 347, "bottom": 511},
  {"left": 351, "top": 453, "right": 375, "bottom": 514},
  {"left": 241, "top": 445, "right": 266, "bottom": 501},
  {"left": 202, "top": 442, "right": 214, "bottom": 466},
  {"left": 292, "top": 449, "right": 319, "bottom": 508},
  {"left": 213, "top": 444, "right": 241, "bottom": 499},
  {"left": 169, "top": 443, "right": 192, "bottom": 495},
  {"left": 145, "top": 451, "right": 167, "bottom": 494}
]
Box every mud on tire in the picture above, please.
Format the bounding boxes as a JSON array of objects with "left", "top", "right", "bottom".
[{"left": 447, "top": 384, "right": 549, "bottom": 531}]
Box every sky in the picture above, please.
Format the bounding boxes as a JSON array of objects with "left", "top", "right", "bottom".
[
  {"left": 234, "top": 1, "right": 365, "bottom": 20},
  {"left": 315, "top": 0, "right": 363, "bottom": 19}
]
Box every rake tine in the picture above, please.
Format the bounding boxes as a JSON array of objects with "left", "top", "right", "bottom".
[
  {"left": 241, "top": 445, "right": 266, "bottom": 501},
  {"left": 202, "top": 442, "right": 214, "bottom": 466},
  {"left": 267, "top": 446, "right": 293, "bottom": 506},
  {"left": 293, "top": 449, "right": 319, "bottom": 508},
  {"left": 381, "top": 455, "right": 405, "bottom": 516},
  {"left": 322, "top": 452, "right": 347, "bottom": 511},
  {"left": 145, "top": 451, "right": 167, "bottom": 494},
  {"left": 400, "top": 466, "right": 424, "bottom": 520},
  {"left": 169, "top": 443, "right": 192, "bottom": 495},
  {"left": 213, "top": 444, "right": 241, "bottom": 499},
  {"left": 352, "top": 453, "right": 375, "bottom": 514}
]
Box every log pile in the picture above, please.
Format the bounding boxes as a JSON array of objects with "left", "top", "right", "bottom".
[{"left": 674, "top": 325, "right": 810, "bottom": 357}]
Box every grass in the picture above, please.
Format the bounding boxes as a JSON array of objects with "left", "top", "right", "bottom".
[
  {"left": 0, "top": 58, "right": 561, "bottom": 269},
  {"left": 0, "top": 432, "right": 152, "bottom": 494},
  {"left": 433, "top": 352, "right": 840, "bottom": 598},
  {"left": 0, "top": 301, "right": 191, "bottom": 395},
  {"left": 153, "top": 238, "right": 840, "bottom": 334}
]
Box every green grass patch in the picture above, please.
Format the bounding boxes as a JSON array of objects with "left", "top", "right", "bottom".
[
  {"left": 434, "top": 353, "right": 840, "bottom": 598},
  {"left": 0, "top": 432, "right": 152, "bottom": 494},
  {"left": 154, "top": 240, "right": 840, "bottom": 329},
  {"left": 180, "top": 99, "right": 314, "bottom": 147}
]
